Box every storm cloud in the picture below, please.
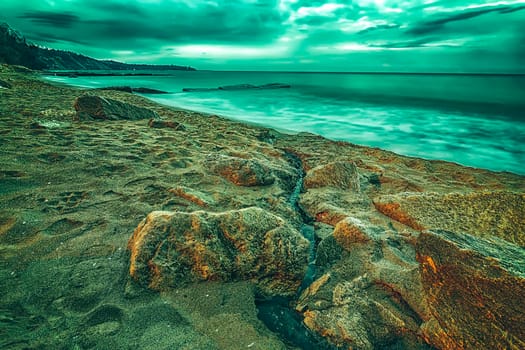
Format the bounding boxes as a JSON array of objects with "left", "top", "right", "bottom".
[{"left": 0, "top": 0, "right": 524, "bottom": 72}]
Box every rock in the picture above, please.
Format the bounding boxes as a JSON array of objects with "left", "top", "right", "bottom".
[
  {"left": 416, "top": 230, "right": 525, "bottom": 350},
  {"left": 304, "top": 161, "right": 360, "bottom": 190},
  {"left": 128, "top": 207, "right": 309, "bottom": 296},
  {"left": 374, "top": 191, "right": 525, "bottom": 246},
  {"left": 182, "top": 87, "right": 218, "bottom": 92},
  {"left": 97, "top": 86, "right": 133, "bottom": 93},
  {"left": 256, "top": 129, "right": 281, "bottom": 144},
  {"left": 219, "top": 84, "right": 257, "bottom": 90},
  {"left": 73, "top": 95, "right": 159, "bottom": 121},
  {"left": 0, "top": 79, "right": 12, "bottom": 89},
  {"left": 298, "top": 217, "right": 433, "bottom": 349},
  {"left": 148, "top": 119, "right": 186, "bottom": 131},
  {"left": 183, "top": 83, "right": 290, "bottom": 92},
  {"left": 257, "top": 83, "right": 291, "bottom": 89},
  {"left": 132, "top": 87, "right": 169, "bottom": 94},
  {"left": 332, "top": 217, "right": 372, "bottom": 249},
  {"left": 297, "top": 273, "right": 426, "bottom": 350},
  {"left": 204, "top": 153, "right": 275, "bottom": 187}
]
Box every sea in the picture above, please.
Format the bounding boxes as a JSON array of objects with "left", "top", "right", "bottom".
[{"left": 45, "top": 71, "right": 525, "bottom": 175}]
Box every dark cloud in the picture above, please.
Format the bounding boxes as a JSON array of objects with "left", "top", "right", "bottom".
[
  {"left": 407, "top": 4, "right": 525, "bottom": 35},
  {"left": 0, "top": 0, "right": 523, "bottom": 72},
  {"left": 26, "top": 32, "right": 87, "bottom": 46},
  {"left": 18, "top": 11, "right": 79, "bottom": 28},
  {"left": 358, "top": 24, "right": 400, "bottom": 35},
  {"left": 91, "top": 3, "right": 146, "bottom": 16},
  {"left": 372, "top": 38, "right": 436, "bottom": 49}
]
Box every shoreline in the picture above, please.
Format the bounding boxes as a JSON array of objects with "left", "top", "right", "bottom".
[
  {"left": 1, "top": 65, "right": 524, "bottom": 350},
  {"left": 41, "top": 71, "right": 525, "bottom": 175}
]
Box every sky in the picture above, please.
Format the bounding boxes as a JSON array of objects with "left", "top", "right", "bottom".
[{"left": 1, "top": 0, "right": 524, "bottom": 72}]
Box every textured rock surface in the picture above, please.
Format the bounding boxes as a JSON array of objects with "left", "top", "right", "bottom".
[
  {"left": 417, "top": 230, "right": 525, "bottom": 350},
  {"left": 304, "top": 161, "right": 360, "bottom": 190},
  {"left": 296, "top": 219, "right": 431, "bottom": 350},
  {"left": 204, "top": 153, "right": 276, "bottom": 187},
  {"left": 73, "top": 95, "right": 159, "bottom": 121},
  {"left": 128, "top": 207, "right": 309, "bottom": 295},
  {"left": 374, "top": 191, "right": 525, "bottom": 246}
]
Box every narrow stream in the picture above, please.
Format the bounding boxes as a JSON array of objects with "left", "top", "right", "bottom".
[{"left": 255, "top": 152, "right": 338, "bottom": 349}]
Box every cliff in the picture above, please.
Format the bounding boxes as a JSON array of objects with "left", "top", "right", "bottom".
[{"left": 0, "top": 22, "right": 195, "bottom": 71}]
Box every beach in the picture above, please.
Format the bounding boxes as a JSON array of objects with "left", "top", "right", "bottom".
[{"left": 1, "top": 64, "right": 524, "bottom": 349}]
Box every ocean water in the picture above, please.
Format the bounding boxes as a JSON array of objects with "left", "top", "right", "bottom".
[{"left": 45, "top": 71, "right": 525, "bottom": 174}]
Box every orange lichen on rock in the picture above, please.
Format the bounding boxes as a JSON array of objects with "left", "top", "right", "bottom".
[
  {"left": 0, "top": 216, "right": 16, "bottom": 236},
  {"left": 168, "top": 187, "right": 208, "bottom": 207},
  {"left": 127, "top": 207, "right": 309, "bottom": 296},
  {"left": 333, "top": 217, "right": 371, "bottom": 250},
  {"left": 418, "top": 255, "right": 438, "bottom": 274},
  {"left": 315, "top": 211, "right": 348, "bottom": 226},
  {"left": 373, "top": 201, "right": 425, "bottom": 231}
]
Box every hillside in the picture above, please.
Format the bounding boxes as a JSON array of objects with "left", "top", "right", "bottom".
[{"left": 0, "top": 23, "right": 195, "bottom": 71}]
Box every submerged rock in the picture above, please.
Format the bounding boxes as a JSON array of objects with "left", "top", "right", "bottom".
[
  {"left": 219, "top": 84, "right": 257, "bottom": 90},
  {"left": 417, "top": 230, "right": 525, "bottom": 350},
  {"left": 182, "top": 87, "right": 218, "bottom": 92},
  {"left": 132, "top": 87, "right": 169, "bottom": 94},
  {"left": 128, "top": 207, "right": 309, "bottom": 296},
  {"left": 97, "top": 86, "right": 133, "bottom": 93},
  {"left": 182, "top": 83, "right": 291, "bottom": 92},
  {"left": 73, "top": 95, "right": 159, "bottom": 121}
]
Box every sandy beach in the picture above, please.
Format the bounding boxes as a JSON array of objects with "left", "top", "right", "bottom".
[{"left": 1, "top": 64, "right": 524, "bottom": 350}]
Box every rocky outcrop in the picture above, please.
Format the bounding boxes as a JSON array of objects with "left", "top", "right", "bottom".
[
  {"left": 219, "top": 83, "right": 291, "bottom": 90},
  {"left": 204, "top": 153, "right": 275, "bottom": 187},
  {"left": 296, "top": 218, "right": 430, "bottom": 350},
  {"left": 417, "top": 230, "right": 525, "bottom": 350},
  {"left": 128, "top": 207, "right": 309, "bottom": 296},
  {"left": 97, "top": 86, "right": 169, "bottom": 94},
  {"left": 297, "top": 211, "right": 525, "bottom": 349},
  {"left": 374, "top": 191, "right": 525, "bottom": 246},
  {"left": 182, "top": 83, "right": 291, "bottom": 92},
  {"left": 73, "top": 95, "right": 159, "bottom": 121}
]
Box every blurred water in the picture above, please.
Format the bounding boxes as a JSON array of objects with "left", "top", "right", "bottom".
[{"left": 46, "top": 71, "right": 525, "bottom": 174}]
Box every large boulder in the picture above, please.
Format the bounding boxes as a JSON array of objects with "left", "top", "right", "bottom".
[
  {"left": 128, "top": 207, "right": 309, "bottom": 296},
  {"left": 73, "top": 95, "right": 159, "bottom": 121},
  {"left": 417, "top": 230, "right": 525, "bottom": 350}
]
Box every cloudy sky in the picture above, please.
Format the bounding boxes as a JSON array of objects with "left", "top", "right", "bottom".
[{"left": 1, "top": 0, "right": 524, "bottom": 72}]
